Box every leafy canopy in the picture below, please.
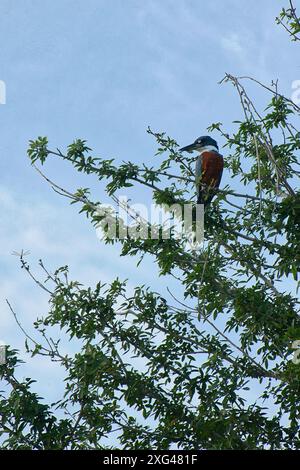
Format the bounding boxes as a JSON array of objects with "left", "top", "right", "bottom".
[{"left": 1, "top": 1, "right": 300, "bottom": 450}]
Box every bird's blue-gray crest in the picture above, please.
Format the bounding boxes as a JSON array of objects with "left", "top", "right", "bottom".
[{"left": 179, "top": 135, "right": 218, "bottom": 153}]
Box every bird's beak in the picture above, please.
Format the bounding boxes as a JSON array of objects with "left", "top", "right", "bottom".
[{"left": 179, "top": 143, "right": 197, "bottom": 153}]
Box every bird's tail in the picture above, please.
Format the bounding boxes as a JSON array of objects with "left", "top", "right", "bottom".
[{"left": 197, "top": 191, "right": 215, "bottom": 206}]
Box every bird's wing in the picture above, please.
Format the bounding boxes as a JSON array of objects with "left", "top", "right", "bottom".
[{"left": 195, "top": 155, "right": 202, "bottom": 199}]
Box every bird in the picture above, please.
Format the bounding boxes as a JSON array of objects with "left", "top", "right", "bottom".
[{"left": 180, "top": 136, "right": 223, "bottom": 206}]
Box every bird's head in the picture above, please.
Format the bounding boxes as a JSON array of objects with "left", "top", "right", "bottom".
[{"left": 180, "top": 136, "right": 218, "bottom": 153}]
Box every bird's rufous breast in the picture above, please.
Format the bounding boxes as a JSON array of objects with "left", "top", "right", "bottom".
[{"left": 201, "top": 151, "right": 223, "bottom": 189}]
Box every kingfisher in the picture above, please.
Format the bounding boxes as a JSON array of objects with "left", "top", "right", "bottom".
[{"left": 180, "top": 136, "right": 223, "bottom": 206}]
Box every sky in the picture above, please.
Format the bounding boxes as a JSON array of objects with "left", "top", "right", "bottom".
[{"left": 0, "top": 0, "right": 299, "bottom": 429}]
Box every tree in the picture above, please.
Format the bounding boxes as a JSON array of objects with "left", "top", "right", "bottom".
[{"left": 1, "top": 2, "right": 299, "bottom": 450}]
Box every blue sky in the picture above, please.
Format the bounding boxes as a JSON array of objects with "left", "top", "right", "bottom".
[{"left": 0, "top": 0, "right": 298, "bottom": 421}]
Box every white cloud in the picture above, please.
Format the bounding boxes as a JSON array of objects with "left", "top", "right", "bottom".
[{"left": 221, "top": 33, "right": 244, "bottom": 56}]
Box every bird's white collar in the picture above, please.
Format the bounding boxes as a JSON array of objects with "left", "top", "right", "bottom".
[{"left": 198, "top": 145, "right": 219, "bottom": 155}]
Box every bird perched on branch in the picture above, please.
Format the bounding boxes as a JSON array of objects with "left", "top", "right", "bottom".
[{"left": 180, "top": 136, "right": 223, "bottom": 206}]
